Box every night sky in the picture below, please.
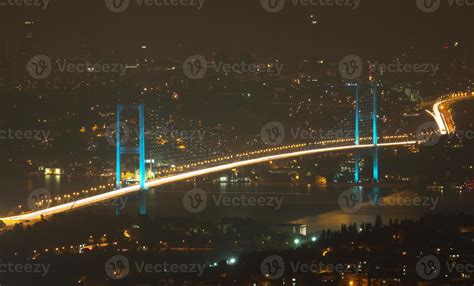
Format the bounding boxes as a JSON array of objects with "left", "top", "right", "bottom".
[{"left": 0, "top": 0, "right": 473, "bottom": 60}]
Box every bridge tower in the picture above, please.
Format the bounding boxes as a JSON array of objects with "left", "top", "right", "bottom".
[
  {"left": 354, "top": 83, "right": 360, "bottom": 183},
  {"left": 372, "top": 83, "right": 379, "bottom": 182},
  {"left": 115, "top": 103, "right": 147, "bottom": 215},
  {"left": 353, "top": 83, "right": 379, "bottom": 183}
]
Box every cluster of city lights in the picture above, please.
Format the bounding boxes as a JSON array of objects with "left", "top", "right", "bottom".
[
  {"left": 29, "top": 184, "right": 115, "bottom": 211},
  {"left": 158, "top": 134, "right": 412, "bottom": 176}
]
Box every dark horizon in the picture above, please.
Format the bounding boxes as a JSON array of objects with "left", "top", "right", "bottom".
[{"left": 0, "top": 0, "right": 473, "bottom": 60}]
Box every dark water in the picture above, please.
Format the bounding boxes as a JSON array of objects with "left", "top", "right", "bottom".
[
  {"left": 0, "top": 174, "right": 113, "bottom": 216},
  {"left": 1, "top": 175, "right": 473, "bottom": 232}
]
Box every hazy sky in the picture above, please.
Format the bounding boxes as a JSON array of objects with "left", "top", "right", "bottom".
[{"left": 0, "top": 0, "right": 472, "bottom": 60}]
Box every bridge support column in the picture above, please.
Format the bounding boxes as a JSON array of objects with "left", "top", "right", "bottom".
[
  {"left": 115, "top": 104, "right": 123, "bottom": 215},
  {"left": 354, "top": 83, "right": 360, "bottom": 184},
  {"left": 372, "top": 83, "right": 379, "bottom": 183},
  {"left": 138, "top": 104, "right": 147, "bottom": 215},
  {"left": 114, "top": 103, "right": 147, "bottom": 216}
]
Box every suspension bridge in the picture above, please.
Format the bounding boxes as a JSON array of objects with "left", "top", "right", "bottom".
[{"left": 1, "top": 90, "right": 472, "bottom": 224}]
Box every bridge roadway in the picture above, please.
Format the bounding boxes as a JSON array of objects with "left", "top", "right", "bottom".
[
  {"left": 1, "top": 141, "right": 416, "bottom": 224},
  {"left": 428, "top": 92, "right": 474, "bottom": 135},
  {"left": 1, "top": 91, "right": 472, "bottom": 225}
]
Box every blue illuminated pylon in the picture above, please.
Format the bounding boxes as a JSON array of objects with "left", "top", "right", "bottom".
[
  {"left": 354, "top": 84, "right": 360, "bottom": 184},
  {"left": 372, "top": 83, "right": 379, "bottom": 183},
  {"left": 115, "top": 103, "right": 147, "bottom": 215},
  {"left": 352, "top": 82, "right": 379, "bottom": 183}
]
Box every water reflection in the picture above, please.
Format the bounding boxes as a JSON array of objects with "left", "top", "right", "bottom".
[{"left": 2, "top": 177, "right": 474, "bottom": 233}]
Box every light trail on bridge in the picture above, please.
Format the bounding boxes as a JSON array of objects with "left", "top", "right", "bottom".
[
  {"left": 1, "top": 141, "right": 416, "bottom": 223},
  {"left": 427, "top": 92, "right": 474, "bottom": 135},
  {"left": 2, "top": 91, "right": 472, "bottom": 224}
]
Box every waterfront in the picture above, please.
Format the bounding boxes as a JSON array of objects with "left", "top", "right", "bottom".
[{"left": 2, "top": 175, "right": 473, "bottom": 232}]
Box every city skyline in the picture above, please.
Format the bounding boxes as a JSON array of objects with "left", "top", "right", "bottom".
[{"left": 0, "top": 0, "right": 473, "bottom": 285}]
